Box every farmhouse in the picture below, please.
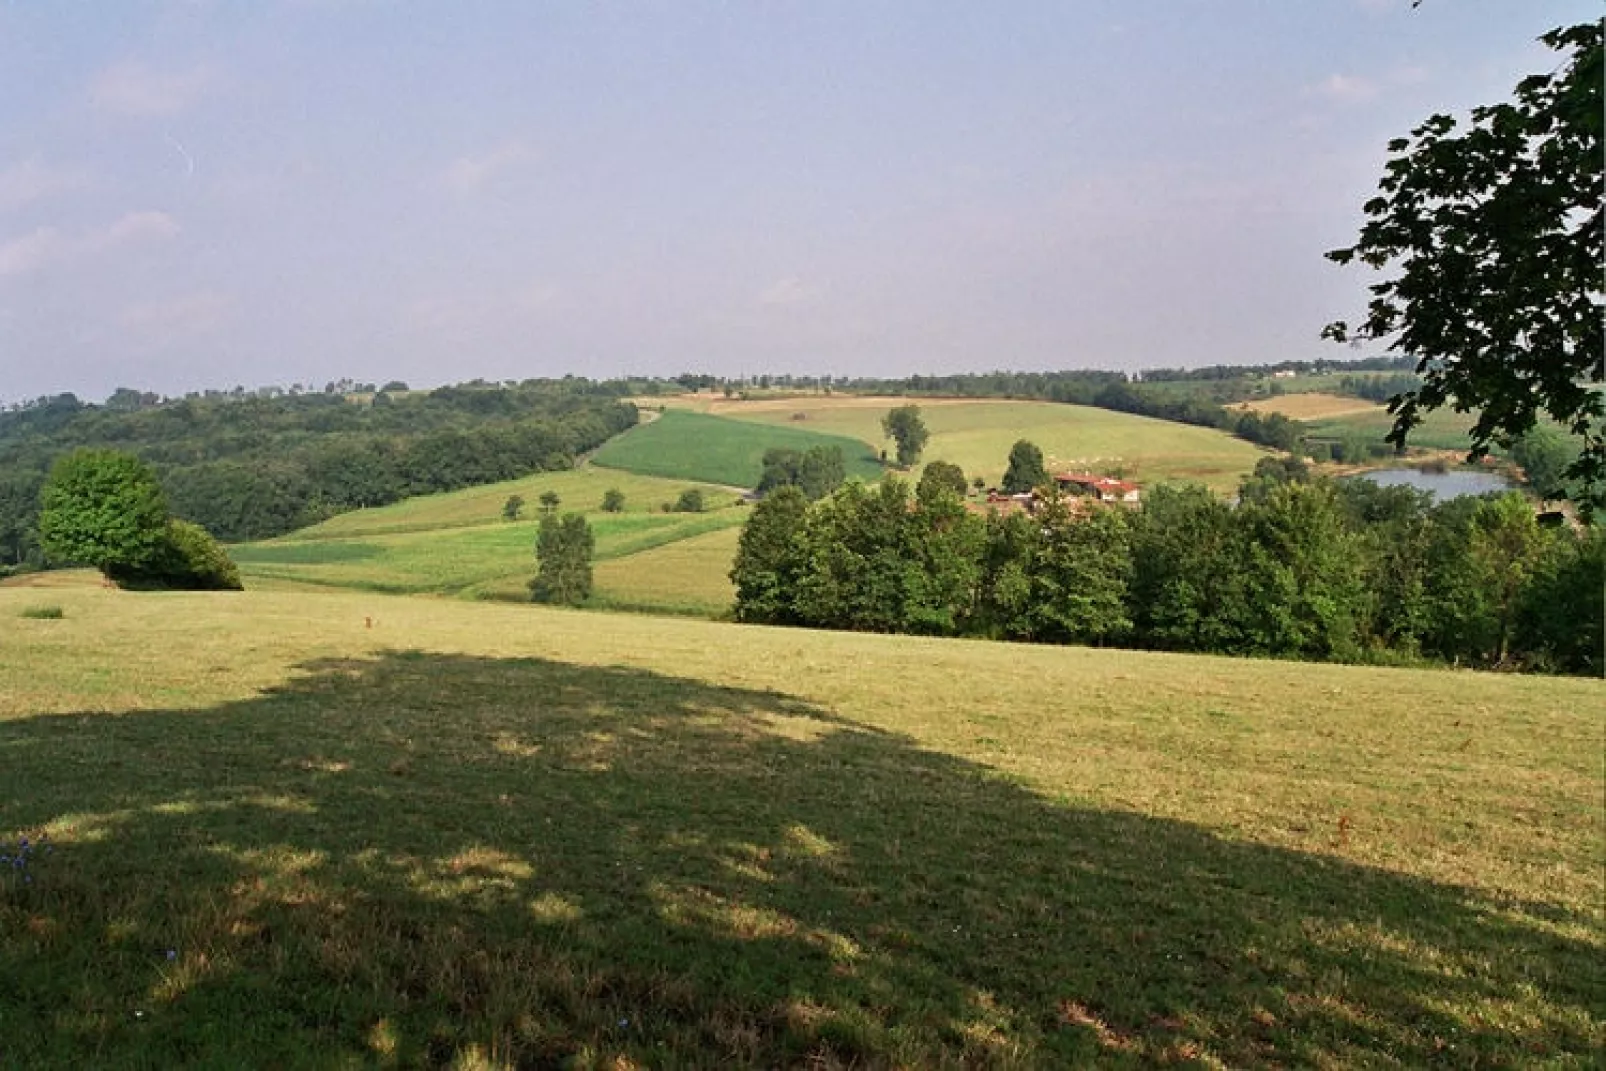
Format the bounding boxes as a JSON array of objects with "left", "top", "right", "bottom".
[{"left": 1054, "top": 473, "right": 1141, "bottom": 503}]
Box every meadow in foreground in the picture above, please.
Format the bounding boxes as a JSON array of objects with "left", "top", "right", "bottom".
[{"left": 0, "top": 582, "right": 1600, "bottom": 1066}]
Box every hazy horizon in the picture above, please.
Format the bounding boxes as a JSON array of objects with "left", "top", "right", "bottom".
[{"left": 2, "top": 1, "right": 1594, "bottom": 404}]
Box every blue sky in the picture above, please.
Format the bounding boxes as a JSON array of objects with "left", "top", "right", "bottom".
[{"left": 0, "top": 1, "right": 1595, "bottom": 402}]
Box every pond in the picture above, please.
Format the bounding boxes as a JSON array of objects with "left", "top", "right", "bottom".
[{"left": 1352, "top": 466, "right": 1517, "bottom": 500}]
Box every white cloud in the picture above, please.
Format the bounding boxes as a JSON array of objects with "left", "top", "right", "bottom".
[
  {"left": 104, "top": 210, "right": 181, "bottom": 245},
  {"left": 757, "top": 277, "right": 817, "bottom": 306},
  {"left": 444, "top": 141, "right": 532, "bottom": 193},
  {"left": 0, "top": 211, "right": 179, "bottom": 280},
  {"left": 120, "top": 291, "right": 235, "bottom": 335},
  {"left": 0, "top": 227, "right": 70, "bottom": 277},
  {"left": 0, "top": 157, "right": 90, "bottom": 213},
  {"left": 90, "top": 61, "right": 211, "bottom": 117},
  {"left": 1313, "top": 73, "right": 1380, "bottom": 104}
]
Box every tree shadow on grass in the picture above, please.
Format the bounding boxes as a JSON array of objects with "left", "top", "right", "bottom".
[{"left": 0, "top": 652, "right": 1598, "bottom": 1067}]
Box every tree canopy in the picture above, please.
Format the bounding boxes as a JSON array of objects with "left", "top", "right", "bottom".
[
  {"left": 1325, "top": 21, "right": 1603, "bottom": 508},
  {"left": 37, "top": 448, "right": 240, "bottom": 590},
  {"left": 38, "top": 449, "right": 169, "bottom": 573},
  {"left": 881, "top": 405, "right": 930, "bottom": 468},
  {"left": 530, "top": 513, "right": 594, "bottom": 605},
  {"left": 1001, "top": 440, "right": 1048, "bottom": 494}
]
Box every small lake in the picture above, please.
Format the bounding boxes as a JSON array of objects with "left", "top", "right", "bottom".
[{"left": 1352, "top": 467, "right": 1517, "bottom": 500}]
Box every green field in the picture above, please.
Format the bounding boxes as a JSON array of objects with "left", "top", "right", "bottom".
[
  {"left": 231, "top": 468, "right": 746, "bottom": 604},
  {"left": 592, "top": 409, "right": 886, "bottom": 488},
  {"left": 1303, "top": 405, "right": 1484, "bottom": 454},
  {"left": 0, "top": 581, "right": 1599, "bottom": 1066},
  {"left": 592, "top": 525, "right": 742, "bottom": 615},
  {"left": 284, "top": 468, "right": 738, "bottom": 541},
  {"left": 691, "top": 396, "right": 1268, "bottom": 493}
]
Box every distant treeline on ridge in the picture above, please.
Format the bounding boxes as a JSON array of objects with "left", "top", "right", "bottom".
[{"left": 0, "top": 382, "right": 637, "bottom": 563}]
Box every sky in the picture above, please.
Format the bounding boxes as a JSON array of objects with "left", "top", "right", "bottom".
[{"left": 0, "top": 1, "right": 1596, "bottom": 403}]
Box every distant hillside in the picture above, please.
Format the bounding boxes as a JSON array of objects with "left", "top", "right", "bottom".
[
  {"left": 0, "top": 382, "right": 638, "bottom": 564},
  {"left": 684, "top": 395, "right": 1268, "bottom": 493}
]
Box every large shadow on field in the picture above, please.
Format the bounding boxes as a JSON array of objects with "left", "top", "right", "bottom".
[{"left": 0, "top": 653, "right": 1598, "bottom": 1067}]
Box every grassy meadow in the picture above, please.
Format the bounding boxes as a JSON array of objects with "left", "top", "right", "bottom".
[
  {"left": 681, "top": 395, "right": 1268, "bottom": 493},
  {"left": 229, "top": 468, "right": 747, "bottom": 606},
  {"left": 592, "top": 409, "right": 885, "bottom": 488},
  {"left": 0, "top": 579, "right": 1600, "bottom": 1067}
]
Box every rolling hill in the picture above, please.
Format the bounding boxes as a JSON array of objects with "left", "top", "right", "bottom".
[
  {"left": 231, "top": 467, "right": 747, "bottom": 606},
  {"left": 671, "top": 395, "right": 1269, "bottom": 493}
]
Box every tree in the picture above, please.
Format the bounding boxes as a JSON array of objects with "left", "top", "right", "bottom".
[
  {"left": 1001, "top": 440, "right": 1048, "bottom": 494},
  {"left": 1026, "top": 493, "right": 1133, "bottom": 646},
  {"left": 502, "top": 494, "right": 524, "bottom": 521},
  {"left": 601, "top": 488, "right": 626, "bottom": 512},
  {"left": 917, "top": 460, "right": 967, "bottom": 500},
  {"left": 38, "top": 449, "right": 169, "bottom": 574},
  {"left": 1324, "top": 22, "right": 1603, "bottom": 509},
  {"left": 674, "top": 488, "right": 705, "bottom": 513},
  {"left": 538, "top": 490, "right": 561, "bottom": 515},
  {"left": 881, "top": 405, "right": 930, "bottom": 467},
  {"left": 1509, "top": 425, "right": 1578, "bottom": 503},
  {"left": 529, "top": 512, "right": 593, "bottom": 605},
  {"left": 126, "top": 519, "right": 243, "bottom": 591},
  {"left": 37, "top": 448, "right": 241, "bottom": 590},
  {"left": 757, "top": 446, "right": 845, "bottom": 501},
  {"left": 730, "top": 485, "right": 810, "bottom": 624}
]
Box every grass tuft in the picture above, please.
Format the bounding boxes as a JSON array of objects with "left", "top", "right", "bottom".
[{"left": 19, "top": 604, "right": 64, "bottom": 620}]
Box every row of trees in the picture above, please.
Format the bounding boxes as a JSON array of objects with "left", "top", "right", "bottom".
[{"left": 732, "top": 465, "right": 1600, "bottom": 675}]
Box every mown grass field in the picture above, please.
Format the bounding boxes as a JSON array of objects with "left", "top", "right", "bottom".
[
  {"left": 592, "top": 409, "right": 885, "bottom": 488},
  {"left": 591, "top": 526, "right": 742, "bottom": 616},
  {"left": 685, "top": 395, "right": 1268, "bottom": 493},
  {"left": 229, "top": 468, "right": 747, "bottom": 606},
  {"left": 0, "top": 580, "right": 1600, "bottom": 1067},
  {"left": 1235, "top": 392, "right": 1383, "bottom": 421}
]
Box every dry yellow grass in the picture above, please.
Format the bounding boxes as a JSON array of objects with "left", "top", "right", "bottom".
[{"left": 1234, "top": 392, "right": 1385, "bottom": 420}]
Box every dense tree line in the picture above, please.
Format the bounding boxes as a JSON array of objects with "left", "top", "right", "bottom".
[
  {"left": 756, "top": 446, "right": 846, "bottom": 501},
  {"left": 732, "top": 463, "right": 1600, "bottom": 676},
  {"left": 0, "top": 383, "right": 638, "bottom": 564}
]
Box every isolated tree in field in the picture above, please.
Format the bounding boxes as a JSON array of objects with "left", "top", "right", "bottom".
[
  {"left": 1001, "top": 440, "right": 1048, "bottom": 494},
  {"left": 1324, "top": 22, "right": 1603, "bottom": 507},
  {"left": 38, "top": 448, "right": 241, "bottom": 590},
  {"left": 38, "top": 449, "right": 170, "bottom": 575},
  {"left": 601, "top": 488, "right": 626, "bottom": 512},
  {"left": 502, "top": 494, "right": 524, "bottom": 521},
  {"left": 538, "top": 490, "right": 561, "bottom": 515},
  {"left": 917, "top": 460, "right": 967, "bottom": 500},
  {"left": 530, "top": 512, "right": 593, "bottom": 605},
  {"left": 881, "top": 405, "right": 929, "bottom": 467},
  {"left": 675, "top": 488, "right": 705, "bottom": 513}
]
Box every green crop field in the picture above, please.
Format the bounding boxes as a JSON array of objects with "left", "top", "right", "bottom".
[
  {"left": 228, "top": 468, "right": 746, "bottom": 609},
  {"left": 283, "top": 468, "right": 736, "bottom": 541},
  {"left": 1303, "top": 405, "right": 1484, "bottom": 454},
  {"left": 0, "top": 580, "right": 1599, "bottom": 1067},
  {"left": 234, "top": 509, "right": 745, "bottom": 599},
  {"left": 697, "top": 395, "right": 1268, "bottom": 493},
  {"left": 591, "top": 409, "right": 885, "bottom": 488}
]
